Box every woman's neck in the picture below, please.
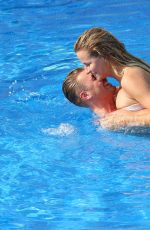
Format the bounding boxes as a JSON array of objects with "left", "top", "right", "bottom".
[{"left": 109, "top": 61, "right": 125, "bottom": 81}]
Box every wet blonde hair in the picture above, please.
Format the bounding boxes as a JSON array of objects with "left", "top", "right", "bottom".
[
  {"left": 74, "top": 28, "right": 150, "bottom": 72},
  {"left": 62, "top": 68, "right": 88, "bottom": 107}
]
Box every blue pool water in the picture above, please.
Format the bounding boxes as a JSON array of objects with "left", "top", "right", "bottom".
[{"left": 0, "top": 0, "right": 150, "bottom": 229}]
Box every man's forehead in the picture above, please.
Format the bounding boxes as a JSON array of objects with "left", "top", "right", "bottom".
[{"left": 78, "top": 69, "right": 88, "bottom": 80}]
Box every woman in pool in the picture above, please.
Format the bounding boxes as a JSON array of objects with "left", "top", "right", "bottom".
[{"left": 74, "top": 28, "right": 150, "bottom": 128}]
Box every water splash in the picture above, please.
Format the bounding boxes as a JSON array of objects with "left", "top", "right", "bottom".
[{"left": 42, "top": 123, "right": 76, "bottom": 136}]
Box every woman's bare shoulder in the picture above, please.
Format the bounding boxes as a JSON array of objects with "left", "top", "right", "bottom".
[{"left": 121, "top": 66, "right": 150, "bottom": 87}]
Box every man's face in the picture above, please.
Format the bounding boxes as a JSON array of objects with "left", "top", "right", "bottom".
[{"left": 77, "top": 69, "right": 115, "bottom": 101}]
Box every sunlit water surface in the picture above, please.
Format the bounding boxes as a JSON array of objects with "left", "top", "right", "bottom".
[{"left": 0, "top": 0, "right": 150, "bottom": 229}]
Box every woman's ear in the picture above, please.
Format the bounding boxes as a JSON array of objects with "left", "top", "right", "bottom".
[{"left": 80, "top": 91, "right": 91, "bottom": 101}]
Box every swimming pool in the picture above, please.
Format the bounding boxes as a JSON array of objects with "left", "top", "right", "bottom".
[{"left": 0, "top": 0, "right": 150, "bottom": 229}]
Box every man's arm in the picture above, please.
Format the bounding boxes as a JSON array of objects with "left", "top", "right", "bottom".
[{"left": 100, "top": 109, "right": 150, "bottom": 130}]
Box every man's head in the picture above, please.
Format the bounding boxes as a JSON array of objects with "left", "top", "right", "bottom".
[
  {"left": 62, "top": 68, "right": 116, "bottom": 108},
  {"left": 62, "top": 68, "right": 87, "bottom": 107}
]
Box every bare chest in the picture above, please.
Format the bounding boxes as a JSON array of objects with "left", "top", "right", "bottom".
[{"left": 116, "top": 88, "right": 137, "bottom": 109}]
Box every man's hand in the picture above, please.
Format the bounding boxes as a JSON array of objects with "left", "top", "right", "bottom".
[
  {"left": 100, "top": 110, "right": 150, "bottom": 130},
  {"left": 100, "top": 114, "right": 129, "bottom": 130}
]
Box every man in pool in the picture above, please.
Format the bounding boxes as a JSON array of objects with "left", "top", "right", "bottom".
[{"left": 62, "top": 68, "right": 150, "bottom": 129}]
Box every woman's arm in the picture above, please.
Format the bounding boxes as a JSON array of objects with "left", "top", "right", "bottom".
[{"left": 122, "top": 67, "right": 150, "bottom": 108}]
